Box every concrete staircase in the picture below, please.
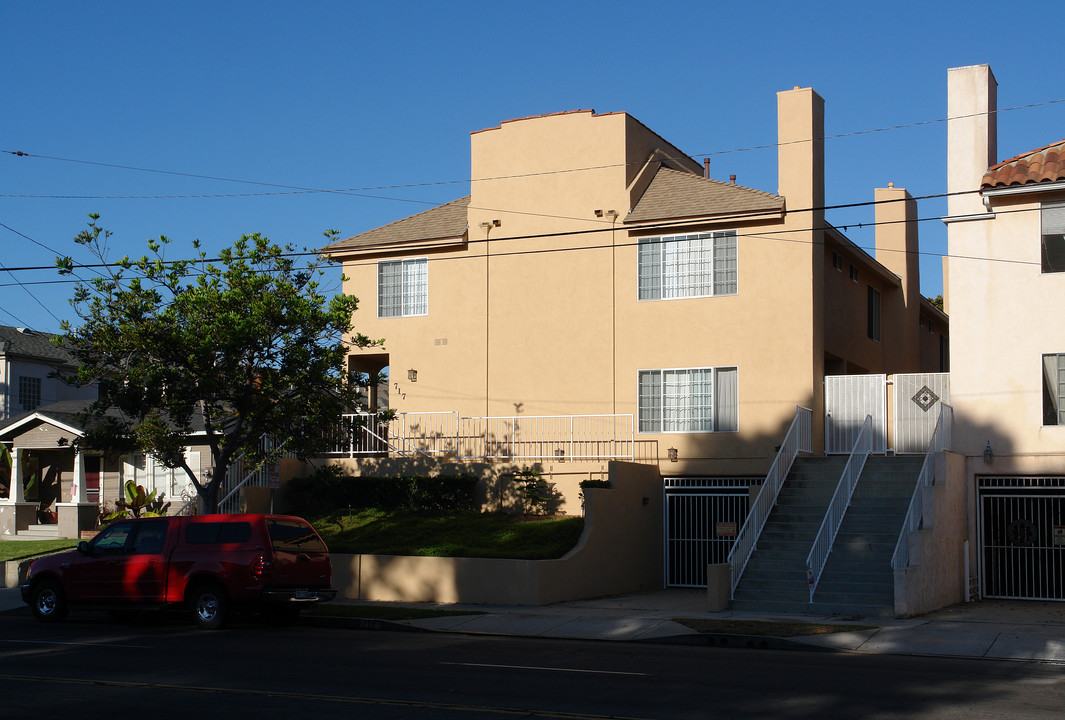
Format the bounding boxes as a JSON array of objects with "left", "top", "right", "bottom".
[
  {"left": 10, "top": 524, "right": 61, "bottom": 541},
  {"left": 731, "top": 456, "right": 846, "bottom": 614},
  {"left": 731, "top": 456, "right": 922, "bottom": 618},
  {"left": 808, "top": 456, "right": 922, "bottom": 617}
]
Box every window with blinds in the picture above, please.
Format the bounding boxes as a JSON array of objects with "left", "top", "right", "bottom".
[
  {"left": 638, "top": 231, "right": 737, "bottom": 301},
  {"left": 1041, "top": 202, "right": 1065, "bottom": 273},
  {"left": 637, "top": 366, "right": 738, "bottom": 433},
  {"left": 378, "top": 258, "right": 428, "bottom": 317}
]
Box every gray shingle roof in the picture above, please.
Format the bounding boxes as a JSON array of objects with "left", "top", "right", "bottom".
[
  {"left": 625, "top": 168, "right": 784, "bottom": 224},
  {"left": 0, "top": 399, "right": 211, "bottom": 439},
  {"left": 324, "top": 196, "right": 470, "bottom": 253},
  {"left": 0, "top": 326, "right": 75, "bottom": 365}
]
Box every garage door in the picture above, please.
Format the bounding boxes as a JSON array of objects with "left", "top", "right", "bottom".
[{"left": 979, "top": 476, "right": 1065, "bottom": 601}]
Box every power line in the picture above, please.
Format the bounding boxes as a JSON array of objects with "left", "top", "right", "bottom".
[{"left": 4, "top": 96, "right": 1063, "bottom": 200}]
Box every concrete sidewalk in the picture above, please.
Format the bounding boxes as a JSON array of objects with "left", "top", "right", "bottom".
[{"left": 5, "top": 586, "right": 1065, "bottom": 663}]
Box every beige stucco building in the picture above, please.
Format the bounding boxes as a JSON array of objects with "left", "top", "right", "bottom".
[
  {"left": 945, "top": 64, "right": 1065, "bottom": 601},
  {"left": 325, "top": 85, "right": 946, "bottom": 493}
]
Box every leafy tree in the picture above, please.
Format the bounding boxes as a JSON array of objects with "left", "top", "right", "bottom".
[{"left": 57, "top": 215, "right": 376, "bottom": 513}]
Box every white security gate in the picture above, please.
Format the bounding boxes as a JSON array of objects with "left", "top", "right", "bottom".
[
  {"left": 893, "top": 373, "right": 951, "bottom": 454},
  {"left": 825, "top": 375, "right": 887, "bottom": 454},
  {"left": 979, "top": 476, "right": 1065, "bottom": 601},
  {"left": 825, "top": 373, "right": 950, "bottom": 455},
  {"left": 664, "top": 478, "right": 754, "bottom": 587}
]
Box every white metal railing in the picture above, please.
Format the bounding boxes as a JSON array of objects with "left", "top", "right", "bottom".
[
  {"left": 217, "top": 435, "right": 296, "bottom": 515},
  {"left": 891, "top": 404, "right": 953, "bottom": 571},
  {"left": 323, "top": 412, "right": 634, "bottom": 461},
  {"left": 457, "top": 414, "right": 633, "bottom": 460},
  {"left": 728, "top": 406, "right": 813, "bottom": 598},
  {"left": 806, "top": 414, "right": 873, "bottom": 601}
]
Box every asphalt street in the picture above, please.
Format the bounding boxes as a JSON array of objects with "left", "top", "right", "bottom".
[{"left": 3, "top": 607, "right": 1064, "bottom": 720}]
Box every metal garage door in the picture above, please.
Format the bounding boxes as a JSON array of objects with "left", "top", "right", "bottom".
[
  {"left": 979, "top": 476, "right": 1065, "bottom": 601},
  {"left": 664, "top": 478, "right": 754, "bottom": 587}
]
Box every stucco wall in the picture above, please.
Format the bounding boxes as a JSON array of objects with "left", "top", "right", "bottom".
[
  {"left": 330, "top": 460, "right": 662, "bottom": 604},
  {"left": 894, "top": 451, "right": 969, "bottom": 616}
]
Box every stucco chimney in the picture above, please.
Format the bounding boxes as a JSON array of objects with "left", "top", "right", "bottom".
[
  {"left": 777, "top": 87, "right": 825, "bottom": 220},
  {"left": 876, "top": 184, "right": 921, "bottom": 370},
  {"left": 947, "top": 64, "right": 997, "bottom": 218}
]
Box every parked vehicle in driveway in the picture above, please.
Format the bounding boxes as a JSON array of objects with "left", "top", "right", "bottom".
[{"left": 21, "top": 513, "right": 337, "bottom": 629}]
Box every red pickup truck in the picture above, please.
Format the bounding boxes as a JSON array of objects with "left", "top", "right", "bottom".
[{"left": 21, "top": 513, "right": 337, "bottom": 629}]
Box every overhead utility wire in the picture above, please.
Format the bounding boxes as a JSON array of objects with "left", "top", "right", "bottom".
[
  {"left": 4, "top": 97, "right": 1064, "bottom": 199},
  {"left": 0, "top": 192, "right": 1046, "bottom": 279}
]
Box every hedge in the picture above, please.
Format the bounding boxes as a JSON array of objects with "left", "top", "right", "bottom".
[{"left": 284, "top": 466, "right": 479, "bottom": 515}]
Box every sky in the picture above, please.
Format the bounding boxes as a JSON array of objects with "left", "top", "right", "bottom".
[{"left": 3, "top": 1, "right": 1064, "bottom": 335}]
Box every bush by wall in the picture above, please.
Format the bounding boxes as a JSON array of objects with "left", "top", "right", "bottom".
[{"left": 284, "top": 466, "right": 479, "bottom": 515}]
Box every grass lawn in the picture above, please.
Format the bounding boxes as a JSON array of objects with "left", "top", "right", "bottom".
[
  {"left": 675, "top": 618, "right": 878, "bottom": 637},
  {"left": 311, "top": 509, "right": 584, "bottom": 559},
  {"left": 0, "top": 539, "right": 78, "bottom": 564}
]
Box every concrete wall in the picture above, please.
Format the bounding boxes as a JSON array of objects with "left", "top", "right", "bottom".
[
  {"left": 330, "top": 460, "right": 662, "bottom": 604},
  {"left": 894, "top": 451, "right": 969, "bottom": 617}
]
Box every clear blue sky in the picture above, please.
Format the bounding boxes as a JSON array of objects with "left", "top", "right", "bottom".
[{"left": 3, "top": 1, "right": 1063, "bottom": 333}]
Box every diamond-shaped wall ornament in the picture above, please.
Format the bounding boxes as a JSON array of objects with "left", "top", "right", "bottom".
[{"left": 912, "top": 385, "right": 940, "bottom": 412}]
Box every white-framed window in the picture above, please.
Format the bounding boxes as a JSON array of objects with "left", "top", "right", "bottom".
[
  {"left": 124, "top": 450, "right": 200, "bottom": 502},
  {"left": 1041, "top": 202, "right": 1065, "bottom": 273},
  {"left": 637, "top": 230, "right": 737, "bottom": 301},
  {"left": 378, "top": 258, "right": 428, "bottom": 317},
  {"left": 18, "top": 376, "right": 41, "bottom": 411},
  {"left": 637, "top": 366, "right": 738, "bottom": 433}
]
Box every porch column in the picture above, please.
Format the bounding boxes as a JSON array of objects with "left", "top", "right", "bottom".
[
  {"left": 10, "top": 448, "right": 25, "bottom": 503},
  {"left": 70, "top": 451, "right": 84, "bottom": 504}
]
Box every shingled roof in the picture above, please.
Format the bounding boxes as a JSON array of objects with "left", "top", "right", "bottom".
[
  {"left": 0, "top": 326, "right": 75, "bottom": 365},
  {"left": 324, "top": 196, "right": 470, "bottom": 253},
  {"left": 982, "top": 139, "right": 1065, "bottom": 189},
  {"left": 625, "top": 168, "right": 784, "bottom": 224}
]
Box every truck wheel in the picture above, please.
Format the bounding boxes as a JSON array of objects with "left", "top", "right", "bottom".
[
  {"left": 32, "top": 581, "right": 68, "bottom": 623},
  {"left": 190, "top": 584, "right": 229, "bottom": 630}
]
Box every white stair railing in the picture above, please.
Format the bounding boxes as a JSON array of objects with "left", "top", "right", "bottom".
[
  {"left": 217, "top": 435, "right": 294, "bottom": 514},
  {"left": 727, "top": 406, "right": 813, "bottom": 599},
  {"left": 806, "top": 414, "right": 873, "bottom": 601},
  {"left": 891, "top": 404, "right": 953, "bottom": 571}
]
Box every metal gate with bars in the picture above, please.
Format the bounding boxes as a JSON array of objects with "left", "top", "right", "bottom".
[
  {"left": 825, "top": 373, "right": 949, "bottom": 455},
  {"left": 663, "top": 477, "right": 754, "bottom": 587},
  {"left": 979, "top": 476, "right": 1065, "bottom": 601}
]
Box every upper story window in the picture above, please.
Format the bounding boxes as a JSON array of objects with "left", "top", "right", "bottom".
[
  {"left": 637, "top": 231, "right": 737, "bottom": 301},
  {"left": 378, "top": 258, "right": 428, "bottom": 318},
  {"left": 1041, "top": 202, "right": 1065, "bottom": 273},
  {"left": 637, "top": 366, "right": 738, "bottom": 433},
  {"left": 867, "top": 286, "right": 881, "bottom": 342},
  {"left": 831, "top": 252, "right": 843, "bottom": 271},
  {"left": 18, "top": 376, "right": 41, "bottom": 411}
]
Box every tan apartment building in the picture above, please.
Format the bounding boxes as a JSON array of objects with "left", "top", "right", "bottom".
[
  {"left": 945, "top": 64, "right": 1065, "bottom": 601},
  {"left": 325, "top": 85, "right": 946, "bottom": 490}
]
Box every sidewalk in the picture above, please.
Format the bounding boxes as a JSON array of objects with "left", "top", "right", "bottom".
[{"left": 5, "top": 586, "right": 1065, "bottom": 663}]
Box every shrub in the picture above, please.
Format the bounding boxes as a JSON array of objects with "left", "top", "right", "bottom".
[{"left": 283, "top": 466, "right": 478, "bottom": 515}]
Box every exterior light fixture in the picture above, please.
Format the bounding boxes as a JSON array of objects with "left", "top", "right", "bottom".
[
  {"left": 667, "top": 447, "right": 678, "bottom": 462},
  {"left": 983, "top": 441, "right": 994, "bottom": 465},
  {"left": 555, "top": 449, "right": 565, "bottom": 461},
  {"left": 407, "top": 369, "right": 418, "bottom": 382}
]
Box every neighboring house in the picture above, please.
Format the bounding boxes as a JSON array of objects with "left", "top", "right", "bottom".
[
  {"left": 325, "top": 86, "right": 946, "bottom": 488},
  {"left": 0, "top": 325, "right": 97, "bottom": 420},
  {"left": 0, "top": 399, "right": 209, "bottom": 538},
  {"left": 945, "top": 64, "right": 1065, "bottom": 602}
]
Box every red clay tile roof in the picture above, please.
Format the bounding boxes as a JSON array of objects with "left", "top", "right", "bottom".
[
  {"left": 323, "top": 197, "right": 470, "bottom": 253},
  {"left": 982, "top": 139, "right": 1065, "bottom": 189},
  {"left": 625, "top": 167, "right": 784, "bottom": 224}
]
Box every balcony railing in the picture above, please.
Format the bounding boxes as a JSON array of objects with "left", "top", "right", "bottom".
[{"left": 323, "top": 411, "right": 634, "bottom": 461}]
